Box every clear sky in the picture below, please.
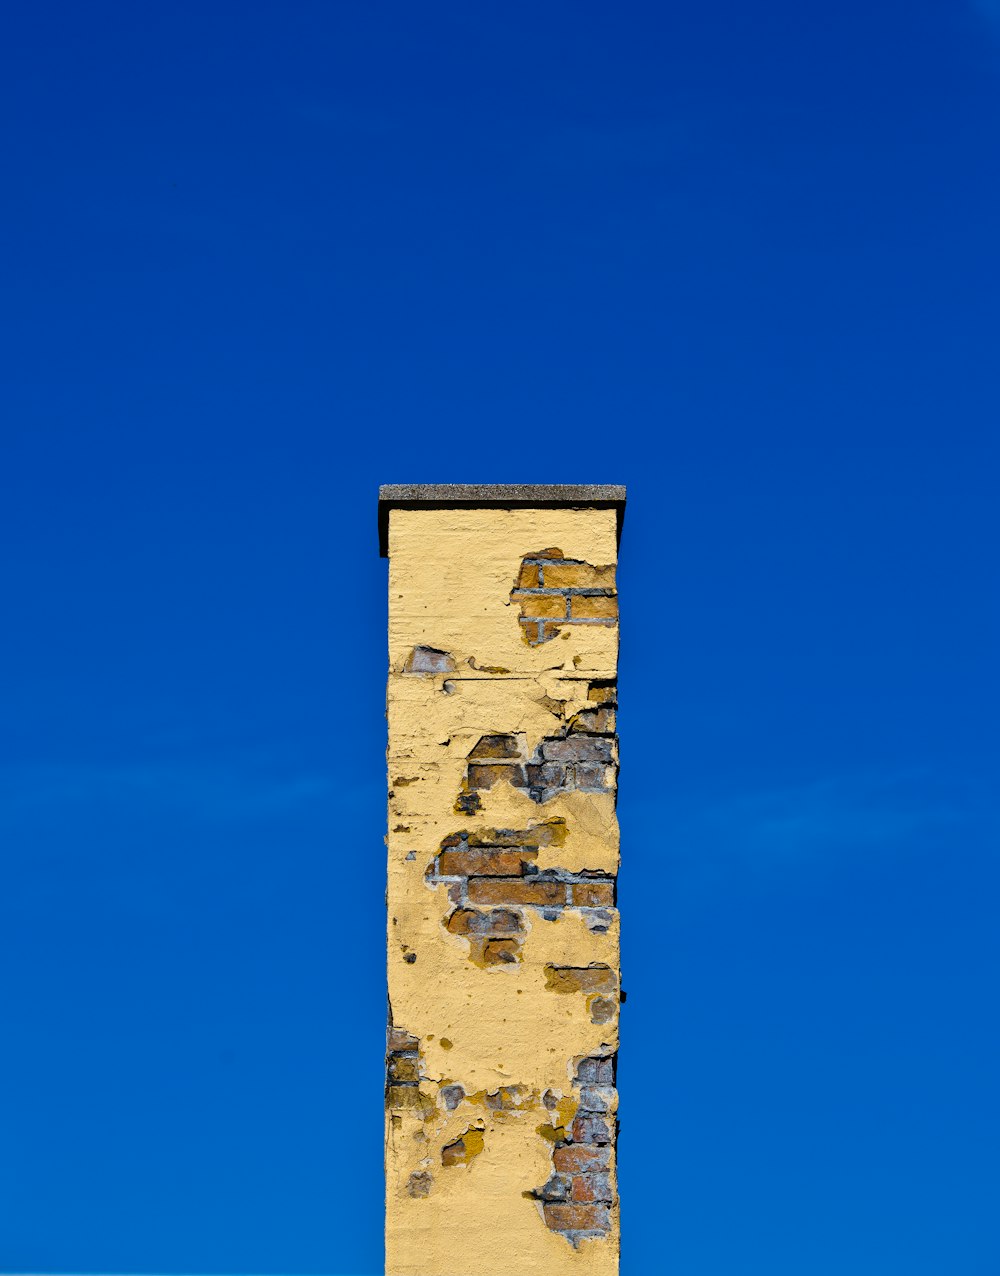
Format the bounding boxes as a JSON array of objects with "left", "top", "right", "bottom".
[{"left": 2, "top": 2, "right": 998, "bottom": 1273}]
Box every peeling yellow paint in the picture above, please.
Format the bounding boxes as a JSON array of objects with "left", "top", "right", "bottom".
[{"left": 386, "top": 506, "right": 620, "bottom": 1276}]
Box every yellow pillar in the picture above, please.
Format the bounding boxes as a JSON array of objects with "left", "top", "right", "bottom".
[{"left": 381, "top": 485, "right": 625, "bottom": 1276}]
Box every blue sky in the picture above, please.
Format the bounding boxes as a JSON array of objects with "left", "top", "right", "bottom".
[{"left": 2, "top": 2, "right": 998, "bottom": 1273}]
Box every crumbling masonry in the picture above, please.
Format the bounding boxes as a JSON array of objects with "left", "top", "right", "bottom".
[{"left": 382, "top": 485, "right": 624, "bottom": 1276}]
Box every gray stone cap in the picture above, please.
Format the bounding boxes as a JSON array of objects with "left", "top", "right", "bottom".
[{"left": 378, "top": 484, "right": 626, "bottom": 556}]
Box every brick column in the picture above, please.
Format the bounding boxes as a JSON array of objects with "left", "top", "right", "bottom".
[{"left": 381, "top": 485, "right": 625, "bottom": 1276}]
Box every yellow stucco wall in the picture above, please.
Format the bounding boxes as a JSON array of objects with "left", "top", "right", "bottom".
[{"left": 385, "top": 506, "right": 620, "bottom": 1276}]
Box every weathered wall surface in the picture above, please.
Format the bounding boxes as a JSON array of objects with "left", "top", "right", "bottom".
[{"left": 385, "top": 506, "right": 621, "bottom": 1276}]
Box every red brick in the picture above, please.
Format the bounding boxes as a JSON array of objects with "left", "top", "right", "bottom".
[
  {"left": 553, "top": 1145, "right": 611, "bottom": 1173},
  {"left": 543, "top": 1203, "right": 610, "bottom": 1232},
  {"left": 482, "top": 939, "right": 520, "bottom": 965},
  {"left": 572, "top": 1114, "right": 614, "bottom": 1144},
  {"left": 438, "top": 849, "right": 535, "bottom": 877},
  {"left": 570, "top": 881, "right": 615, "bottom": 907},
  {"left": 575, "top": 1057, "right": 614, "bottom": 1084},
  {"left": 467, "top": 877, "right": 566, "bottom": 907},
  {"left": 570, "top": 1172, "right": 613, "bottom": 1203},
  {"left": 467, "top": 762, "right": 526, "bottom": 790},
  {"left": 444, "top": 908, "right": 477, "bottom": 934}
]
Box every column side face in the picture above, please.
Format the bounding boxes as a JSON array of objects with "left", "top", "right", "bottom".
[{"left": 385, "top": 506, "right": 620, "bottom": 1276}]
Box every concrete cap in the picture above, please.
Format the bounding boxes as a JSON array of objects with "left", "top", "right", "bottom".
[{"left": 378, "top": 484, "right": 626, "bottom": 556}]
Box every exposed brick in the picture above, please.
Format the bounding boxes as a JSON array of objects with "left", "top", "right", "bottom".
[
  {"left": 549, "top": 562, "right": 616, "bottom": 590},
  {"left": 589, "top": 564, "right": 617, "bottom": 589},
  {"left": 468, "top": 734, "right": 522, "bottom": 760},
  {"left": 512, "top": 552, "right": 618, "bottom": 645},
  {"left": 406, "top": 1171, "right": 433, "bottom": 1198},
  {"left": 525, "top": 762, "right": 565, "bottom": 788},
  {"left": 540, "top": 737, "right": 614, "bottom": 764},
  {"left": 570, "top": 881, "right": 615, "bottom": 907},
  {"left": 538, "top": 561, "right": 587, "bottom": 588},
  {"left": 388, "top": 1055, "right": 420, "bottom": 1083},
  {"left": 569, "top": 594, "right": 618, "bottom": 620},
  {"left": 544, "top": 964, "right": 617, "bottom": 995},
  {"left": 467, "top": 762, "right": 526, "bottom": 790},
  {"left": 404, "top": 646, "right": 456, "bottom": 674},
  {"left": 589, "top": 996, "right": 618, "bottom": 1025},
  {"left": 387, "top": 1027, "right": 419, "bottom": 1052},
  {"left": 543, "top": 1203, "right": 610, "bottom": 1232},
  {"left": 482, "top": 938, "right": 520, "bottom": 965},
  {"left": 444, "top": 908, "right": 476, "bottom": 934},
  {"left": 454, "top": 787, "right": 482, "bottom": 815},
  {"left": 387, "top": 1085, "right": 424, "bottom": 1109},
  {"left": 570, "top": 1172, "right": 613, "bottom": 1204},
  {"left": 553, "top": 1144, "right": 612, "bottom": 1173},
  {"left": 438, "top": 848, "right": 535, "bottom": 877},
  {"left": 484, "top": 1085, "right": 531, "bottom": 1110},
  {"left": 441, "top": 1127, "right": 485, "bottom": 1167},
  {"left": 573, "top": 762, "right": 613, "bottom": 790},
  {"left": 577, "top": 1085, "right": 616, "bottom": 1114},
  {"left": 531, "top": 1041, "right": 619, "bottom": 1239},
  {"left": 445, "top": 907, "right": 522, "bottom": 936},
  {"left": 572, "top": 1113, "right": 615, "bottom": 1144},
  {"left": 468, "top": 821, "right": 564, "bottom": 848},
  {"left": 575, "top": 1057, "right": 614, "bottom": 1085},
  {"left": 584, "top": 908, "right": 613, "bottom": 933},
  {"left": 533, "top": 1174, "right": 570, "bottom": 1201},
  {"left": 569, "top": 706, "right": 616, "bottom": 734},
  {"left": 513, "top": 593, "right": 568, "bottom": 620},
  {"left": 589, "top": 681, "right": 617, "bottom": 704},
  {"left": 467, "top": 877, "right": 566, "bottom": 907}
]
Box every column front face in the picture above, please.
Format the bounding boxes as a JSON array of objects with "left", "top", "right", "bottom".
[{"left": 385, "top": 502, "right": 621, "bottom": 1276}]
